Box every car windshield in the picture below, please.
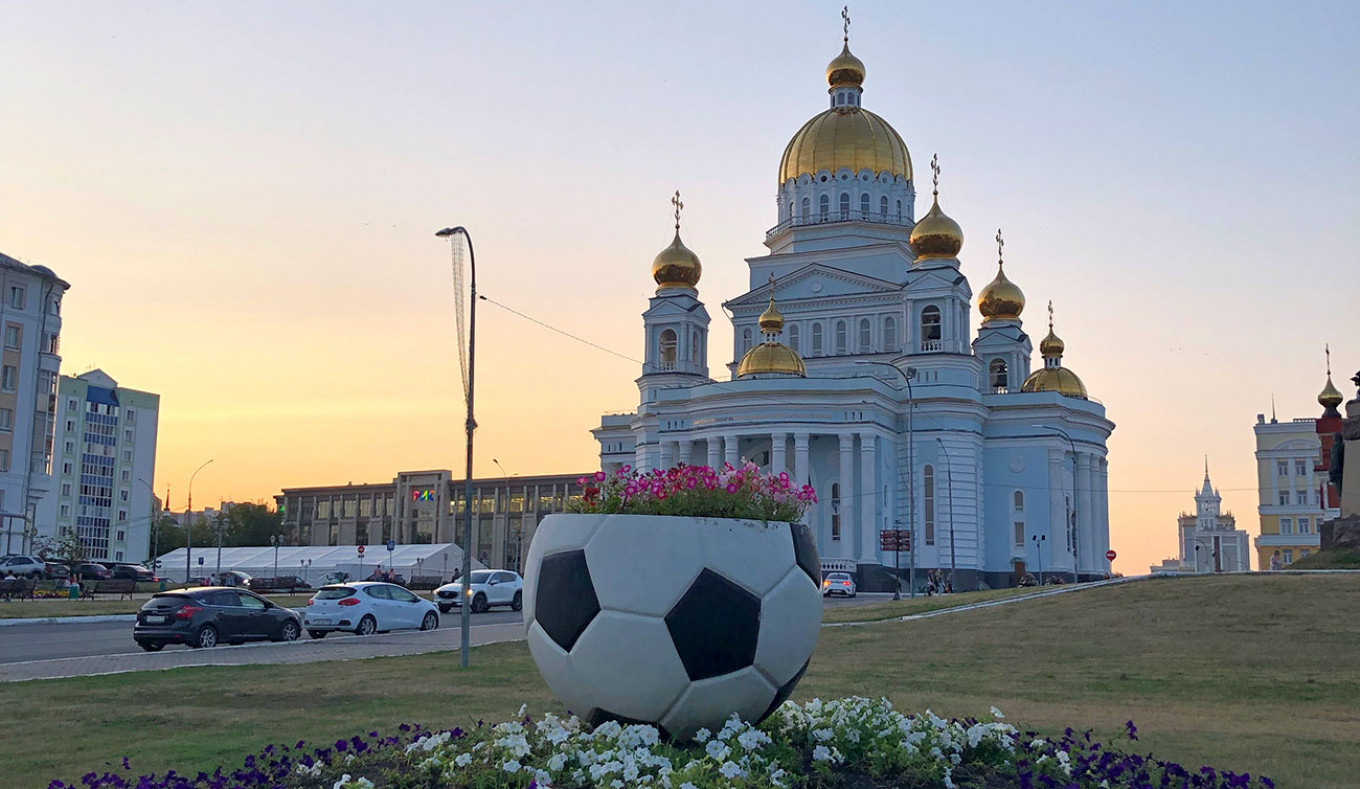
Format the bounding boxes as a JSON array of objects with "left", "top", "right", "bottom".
[
  {"left": 468, "top": 571, "right": 493, "bottom": 584},
  {"left": 315, "top": 586, "right": 355, "bottom": 600}
]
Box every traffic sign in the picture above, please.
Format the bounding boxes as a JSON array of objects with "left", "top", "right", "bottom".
[
  {"left": 879, "top": 529, "right": 911, "bottom": 552},
  {"left": 1105, "top": 549, "right": 1117, "bottom": 561},
  {"left": 386, "top": 539, "right": 396, "bottom": 552},
  {"left": 357, "top": 545, "right": 365, "bottom": 555}
]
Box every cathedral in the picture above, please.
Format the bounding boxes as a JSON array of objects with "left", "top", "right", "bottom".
[{"left": 592, "top": 28, "right": 1115, "bottom": 590}]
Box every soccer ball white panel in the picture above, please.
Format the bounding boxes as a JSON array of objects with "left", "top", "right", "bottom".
[
  {"left": 583, "top": 515, "right": 706, "bottom": 616},
  {"left": 526, "top": 620, "right": 588, "bottom": 714},
  {"left": 694, "top": 517, "right": 796, "bottom": 597},
  {"left": 659, "top": 665, "right": 778, "bottom": 741},
  {"left": 566, "top": 610, "right": 690, "bottom": 723},
  {"left": 522, "top": 513, "right": 606, "bottom": 628},
  {"left": 753, "top": 566, "right": 823, "bottom": 688}
]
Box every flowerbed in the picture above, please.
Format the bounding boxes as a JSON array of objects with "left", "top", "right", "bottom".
[
  {"left": 570, "top": 463, "right": 818, "bottom": 523},
  {"left": 48, "top": 697, "right": 1273, "bottom": 789}
]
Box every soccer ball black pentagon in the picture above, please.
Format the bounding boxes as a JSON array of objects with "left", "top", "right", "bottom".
[{"left": 523, "top": 513, "right": 821, "bottom": 739}]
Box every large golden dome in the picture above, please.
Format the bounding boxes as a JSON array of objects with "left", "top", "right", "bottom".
[
  {"left": 978, "top": 262, "right": 1024, "bottom": 321},
  {"left": 652, "top": 230, "right": 702, "bottom": 290},
  {"left": 1319, "top": 374, "right": 1343, "bottom": 410},
  {"left": 779, "top": 108, "right": 911, "bottom": 183},
  {"left": 1020, "top": 366, "right": 1088, "bottom": 399},
  {"left": 826, "top": 43, "right": 866, "bottom": 87},
  {"left": 909, "top": 196, "right": 964, "bottom": 260},
  {"left": 737, "top": 343, "right": 807, "bottom": 378}
]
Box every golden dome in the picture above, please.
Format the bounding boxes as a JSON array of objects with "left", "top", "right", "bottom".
[
  {"left": 1020, "top": 366, "right": 1088, "bottom": 399},
  {"left": 779, "top": 107, "right": 912, "bottom": 183},
  {"left": 826, "top": 43, "right": 866, "bottom": 87},
  {"left": 910, "top": 196, "right": 964, "bottom": 260},
  {"left": 737, "top": 343, "right": 807, "bottom": 378},
  {"left": 758, "top": 296, "right": 785, "bottom": 334},
  {"left": 978, "top": 262, "right": 1024, "bottom": 321},
  {"left": 1038, "top": 326, "right": 1065, "bottom": 357},
  {"left": 651, "top": 230, "right": 702, "bottom": 289},
  {"left": 1319, "top": 375, "right": 1343, "bottom": 410}
]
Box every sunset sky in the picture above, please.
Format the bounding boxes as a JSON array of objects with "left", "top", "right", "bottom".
[{"left": 2, "top": 1, "right": 1357, "bottom": 574}]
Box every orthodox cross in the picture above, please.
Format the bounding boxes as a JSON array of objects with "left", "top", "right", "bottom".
[
  {"left": 671, "top": 190, "right": 684, "bottom": 230},
  {"left": 996, "top": 228, "right": 1005, "bottom": 265},
  {"left": 1326, "top": 343, "right": 1332, "bottom": 376},
  {"left": 1048, "top": 300, "right": 1054, "bottom": 331},
  {"left": 931, "top": 153, "right": 940, "bottom": 196},
  {"left": 842, "top": 6, "right": 850, "bottom": 43}
]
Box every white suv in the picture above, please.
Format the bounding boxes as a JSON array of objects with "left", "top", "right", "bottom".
[
  {"left": 434, "top": 570, "right": 523, "bottom": 614},
  {"left": 0, "top": 556, "right": 46, "bottom": 578}
]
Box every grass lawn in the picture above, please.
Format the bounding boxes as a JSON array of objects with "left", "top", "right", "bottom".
[
  {"left": 1, "top": 574, "right": 1356, "bottom": 787},
  {"left": 0, "top": 594, "right": 316, "bottom": 618},
  {"left": 821, "top": 584, "right": 1053, "bottom": 623},
  {"left": 1290, "top": 546, "right": 1360, "bottom": 569}
]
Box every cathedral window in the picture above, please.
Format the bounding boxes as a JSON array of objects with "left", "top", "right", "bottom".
[
  {"left": 1014, "top": 522, "right": 1025, "bottom": 546},
  {"left": 989, "top": 358, "right": 1009, "bottom": 390},
  {"left": 690, "top": 330, "right": 700, "bottom": 362},
  {"left": 659, "top": 329, "right": 677, "bottom": 365},
  {"left": 883, "top": 317, "right": 897, "bottom": 351},
  {"left": 858, "top": 319, "right": 871, "bottom": 352},
  {"left": 811, "top": 323, "right": 823, "bottom": 355},
  {"left": 835, "top": 321, "right": 848, "bottom": 355},
  {"left": 1013, "top": 491, "right": 1024, "bottom": 512},
  {"left": 788, "top": 324, "right": 800, "bottom": 352},
  {"left": 896, "top": 199, "right": 902, "bottom": 219},
  {"left": 801, "top": 197, "right": 810, "bottom": 219},
  {"left": 741, "top": 328, "right": 753, "bottom": 353},
  {"left": 830, "top": 483, "right": 841, "bottom": 541},
  {"left": 839, "top": 192, "right": 850, "bottom": 218},
  {"left": 923, "top": 465, "right": 935, "bottom": 546},
  {"left": 860, "top": 193, "right": 870, "bottom": 217},
  {"left": 920, "top": 306, "right": 942, "bottom": 343},
  {"left": 819, "top": 194, "right": 829, "bottom": 219},
  {"left": 880, "top": 195, "right": 888, "bottom": 218}
]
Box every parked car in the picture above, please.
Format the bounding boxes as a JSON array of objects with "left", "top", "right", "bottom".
[
  {"left": 0, "top": 555, "right": 46, "bottom": 578},
  {"left": 73, "top": 562, "right": 112, "bottom": 581},
  {"left": 44, "top": 561, "right": 71, "bottom": 581},
  {"left": 132, "top": 587, "right": 302, "bottom": 651},
  {"left": 822, "top": 572, "right": 857, "bottom": 598},
  {"left": 434, "top": 570, "right": 523, "bottom": 614},
  {"left": 213, "top": 570, "right": 252, "bottom": 587},
  {"left": 320, "top": 571, "right": 350, "bottom": 585},
  {"left": 111, "top": 564, "right": 157, "bottom": 582},
  {"left": 246, "top": 575, "right": 312, "bottom": 593},
  {"left": 302, "top": 582, "right": 439, "bottom": 638}
]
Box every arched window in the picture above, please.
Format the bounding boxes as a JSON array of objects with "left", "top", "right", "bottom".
[
  {"left": 880, "top": 195, "right": 889, "bottom": 218},
  {"left": 839, "top": 192, "right": 850, "bottom": 218},
  {"left": 788, "top": 323, "right": 800, "bottom": 352},
  {"left": 858, "top": 318, "right": 871, "bottom": 352},
  {"left": 811, "top": 323, "right": 824, "bottom": 355},
  {"left": 896, "top": 199, "right": 902, "bottom": 218},
  {"left": 921, "top": 306, "right": 942, "bottom": 342},
  {"left": 801, "top": 197, "right": 810, "bottom": 219},
  {"left": 691, "top": 330, "right": 700, "bottom": 362},
  {"left": 924, "top": 465, "right": 935, "bottom": 545},
  {"left": 819, "top": 194, "right": 830, "bottom": 219},
  {"left": 741, "top": 328, "right": 753, "bottom": 353},
  {"left": 659, "top": 329, "right": 677, "bottom": 365},
  {"left": 883, "top": 317, "right": 897, "bottom": 351},
  {"left": 835, "top": 321, "right": 848, "bottom": 354},
  {"left": 989, "top": 358, "right": 1008, "bottom": 389},
  {"left": 1013, "top": 491, "right": 1024, "bottom": 512},
  {"left": 860, "top": 193, "right": 870, "bottom": 217},
  {"left": 830, "top": 483, "right": 841, "bottom": 541},
  {"left": 787, "top": 202, "right": 793, "bottom": 220}
]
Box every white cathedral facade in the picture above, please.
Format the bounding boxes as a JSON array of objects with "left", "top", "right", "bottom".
[{"left": 592, "top": 34, "right": 1115, "bottom": 590}]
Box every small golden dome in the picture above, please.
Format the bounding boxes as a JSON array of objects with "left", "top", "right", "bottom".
[
  {"left": 978, "top": 262, "right": 1025, "bottom": 321},
  {"left": 651, "top": 230, "right": 702, "bottom": 290},
  {"left": 1038, "top": 326, "right": 1065, "bottom": 357},
  {"left": 737, "top": 343, "right": 807, "bottom": 378},
  {"left": 826, "top": 43, "right": 866, "bottom": 88},
  {"left": 909, "top": 196, "right": 964, "bottom": 260},
  {"left": 1319, "top": 375, "right": 1343, "bottom": 410},
  {"left": 1020, "top": 367, "right": 1088, "bottom": 399},
  {"left": 779, "top": 107, "right": 912, "bottom": 183},
  {"left": 758, "top": 297, "right": 785, "bottom": 334}
]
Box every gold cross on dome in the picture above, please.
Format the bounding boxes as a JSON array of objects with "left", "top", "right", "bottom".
[
  {"left": 996, "top": 228, "right": 1004, "bottom": 264},
  {"left": 1048, "top": 300, "right": 1054, "bottom": 330},
  {"left": 1326, "top": 343, "right": 1331, "bottom": 375},
  {"left": 842, "top": 6, "right": 850, "bottom": 43},
  {"left": 931, "top": 153, "right": 940, "bottom": 195},
  {"left": 671, "top": 190, "right": 684, "bottom": 230}
]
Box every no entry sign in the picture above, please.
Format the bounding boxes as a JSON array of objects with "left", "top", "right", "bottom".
[{"left": 1105, "top": 549, "right": 1117, "bottom": 561}]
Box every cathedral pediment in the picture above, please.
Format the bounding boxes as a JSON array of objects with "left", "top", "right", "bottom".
[{"left": 724, "top": 263, "right": 900, "bottom": 309}]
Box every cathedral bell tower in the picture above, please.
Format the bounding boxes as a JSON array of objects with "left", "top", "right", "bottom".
[
  {"left": 639, "top": 192, "right": 712, "bottom": 403},
  {"left": 971, "top": 229, "right": 1031, "bottom": 392}
]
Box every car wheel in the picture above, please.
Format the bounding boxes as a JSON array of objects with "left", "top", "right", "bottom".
[
  {"left": 308, "top": 630, "right": 328, "bottom": 639},
  {"left": 356, "top": 615, "right": 378, "bottom": 636},
  {"left": 438, "top": 604, "right": 452, "bottom": 614},
  {"left": 471, "top": 593, "right": 489, "bottom": 614},
  {"left": 848, "top": 592, "right": 857, "bottom": 598},
  {"left": 138, "top": 642, "right": 164, "bottom": 652},
  {"left": 420, "top": 612, "right": 439, "bottom": 631},
  {"left": 278, "top": 621, "right": 300, "bottom": 642},
  {"left": 193, "top": 625, "right": 218, "bottom": 649},
  {"left": 511, "top": 591, "right": 523, "bottom": 612}
]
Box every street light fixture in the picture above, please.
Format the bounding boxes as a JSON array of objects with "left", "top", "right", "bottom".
[
  {"left": 1031, "top": 533, "right": 1046, "bottom": 584},
  {"left": 438, "top": 225, "right": 478, "bottom": 669},
  {"left": 270, "top": 533, "right": 282, "bottom": 578},
  {"left": 934, "top": 437, "right": 957, "bottom": 590},
  {"left": 1034, "top": 425, "right": 1078, "bottom": 583},
  {"left": 493, "top": 458, "right": 522, "bottom": 573},
  {"left": 855, "top": 360, "right": 917, "bottom": 599},
  {"left": 186, "top": 459, "right": 214, "bottom": 585}
]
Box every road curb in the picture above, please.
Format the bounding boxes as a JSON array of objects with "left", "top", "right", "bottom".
[{"left": 0, "top": 614, "right": 137, "bottom": 627}]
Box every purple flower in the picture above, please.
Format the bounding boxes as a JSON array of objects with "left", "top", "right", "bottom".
[{"left": 1126, "top": 720, "right": 1138, "bottom": 741}]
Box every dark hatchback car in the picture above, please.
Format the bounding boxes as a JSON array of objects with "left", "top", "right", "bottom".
[
  {"left": 111, "top": 564, "right": 157, "bottom": 582},
  {"left": 73, "top": 562, "right": 112, "bottom": 581},
  {"left": 133, "top": 587, "right": 302, "bottom": 651}
]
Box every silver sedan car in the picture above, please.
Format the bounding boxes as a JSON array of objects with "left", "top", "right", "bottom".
[
  {"left": 822, "top": 572, "right": 857, "bottom": 597},
  {"left": 302, "top": 582, "right": 440, "bottom": 638}
]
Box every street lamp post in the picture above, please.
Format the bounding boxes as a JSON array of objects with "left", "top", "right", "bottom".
[
  {"left": 270, "top": 534, "right": 281, "bottom": 578},
  {"left": 135, "top": 477, "right": 158, "bottom": 567},
  {"left": 493, "top": 458, "right": 521, "bottom": 573},
  {"left": 856, "top": 361, "right": 917, "bottom": 599},
  {"left": 438, "top": 226, "right": 478, "bottom": 669},
  {"left": 1036, "top": 425, "right": 1078, "bottom": 583},
  {"left": 186, "top": 459, "right": 213, "bottom": 585},
  {"left": 215, "top": 515, "right": 225, "bottom": 578},
  {"left": 1031, "top": 534, "right": 1046, "bottom": 584},
  {"left": 935, "top": 437, "right": 956, "bottom": 591}
]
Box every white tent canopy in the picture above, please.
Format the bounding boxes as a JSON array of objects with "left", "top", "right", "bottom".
[{"left": 154, "top": 543, "right": 481, "bottom": 585}]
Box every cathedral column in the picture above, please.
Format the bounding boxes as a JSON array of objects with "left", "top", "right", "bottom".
[
  {"left": 707, "top": 436, "right": 722, "bottom": 470},
  {"left": 1048, "top": 448, "right": 1068, "bottom": 573},
  {"left": 681, "top": 439, "right": 696, "bottom": 466},
  {"left": 838, "top": 433, "right": 855, "bottom": 559},
  {"left": 859, "top": 434, "right": 877, "bottom": 561},
  {"left": 724, "top": 433, "right": 740, "bottom": 468},
  {"left": 1077, "top": 453, "right": 1094, "bottom": 577},
  {"left": 771, "top": 432, "right": 788, "bottom": 473},
  {"left": 1096, "top": 458, "right": 1110, "bottom": 571},
  {"left": 659, "top": 442, "right": 673, "bottom": 470},
  {"left": 794, "top": 433, "right": 810, "bottom": 485}
]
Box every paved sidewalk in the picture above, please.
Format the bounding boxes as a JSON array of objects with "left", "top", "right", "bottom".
[{"left": 0, "top": 622, "right": 525, "bottom": 682}]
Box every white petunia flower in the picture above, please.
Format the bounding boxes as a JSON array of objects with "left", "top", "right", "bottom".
[
  {"left": 704, "top": 740, "right": 731, "bottom": 761},
  {"left": 719, "top": 760, "right": 745, "bottom": 779},
  {"left": 812, "top": 745, "right": 833, "bottom": 762},
  {"left": 990, "top": 706, "right": 1005, "bottom": 719},
  {"left": 454, "top": 752, "right": 472, "bottom": 767}
]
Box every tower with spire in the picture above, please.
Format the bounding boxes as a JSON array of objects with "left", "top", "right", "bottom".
[
  {"left": 971, "top": 228, "right": 1032, "bottom": 392},
  {"left": 1315, "top": 344, "right": 1344, "bottom": 511},
  {"left": 638, "top": 191, "right": 712, "bottom": 400},
  {"left": 1175, "top": 460, "right": 1250, "bottom": 572}
]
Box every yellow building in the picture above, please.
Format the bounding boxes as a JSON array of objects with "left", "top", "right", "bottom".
[{"left": 1253, "top": 404, "right": 1336, "bottom": 568}]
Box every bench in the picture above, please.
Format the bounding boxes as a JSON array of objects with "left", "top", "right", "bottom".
[
  {"left": 79, "top": 579, "right": 137, "bottom": 600},
  {"left": 0, "top": 578, "right": 37, "bottom": 601}
]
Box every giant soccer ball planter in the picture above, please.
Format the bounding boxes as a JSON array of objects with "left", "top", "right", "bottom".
[{"left": 523, "top": 513, "right": 822, "bottom": 740}]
